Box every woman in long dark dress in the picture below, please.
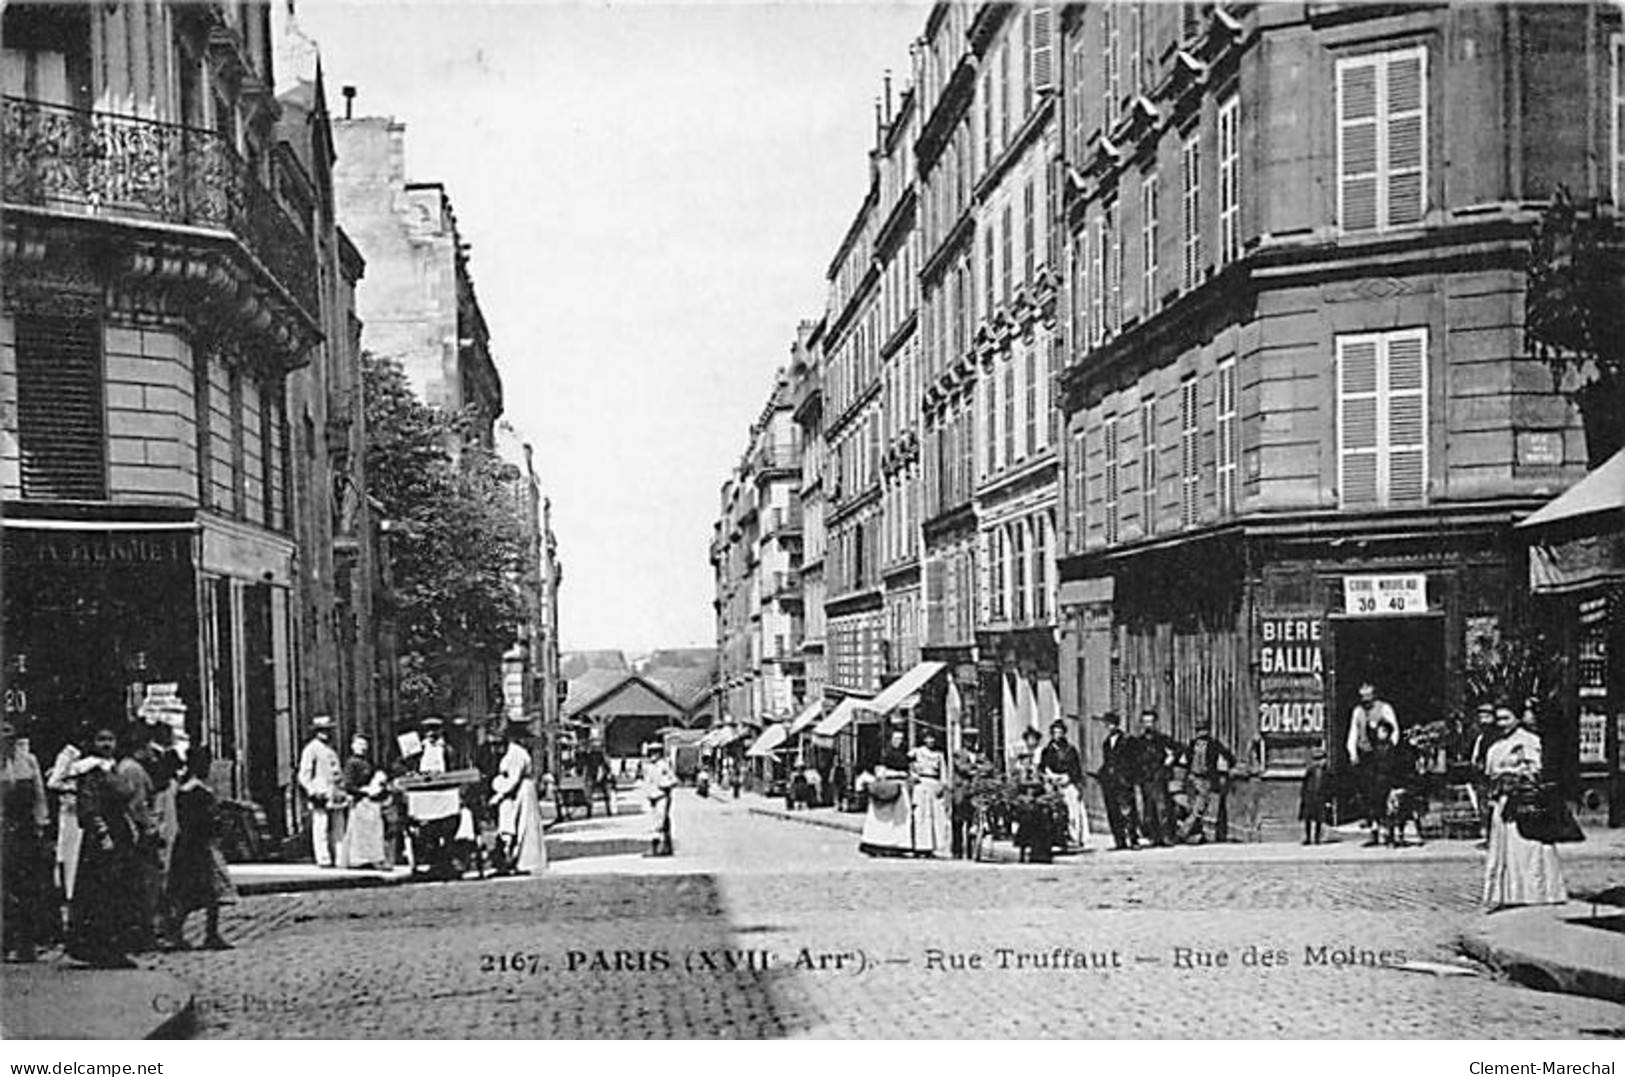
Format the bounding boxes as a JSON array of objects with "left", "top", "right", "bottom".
[
  {"left": 166, "top": 746, "right": 236, "bottom": 950},
  {"left": 68, "top": 726, "right": 139, "bottom": 969}
]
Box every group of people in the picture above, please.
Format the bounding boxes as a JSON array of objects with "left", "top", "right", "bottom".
[
  {"left": 1, "top": 712, "right": 235, "bottom": 969},
  {"left": 298, "top": 714, "right": 546, "bottom": 879},
  {"left": 1096, "top": 710, "right": 1236, "bottom": 850}
]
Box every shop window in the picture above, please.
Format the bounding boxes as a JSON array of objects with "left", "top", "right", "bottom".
[{"left": 15, "top": 314, "right": 105, "bottom": 501}]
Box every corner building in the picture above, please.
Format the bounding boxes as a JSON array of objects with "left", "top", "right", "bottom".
[{"left": 1055, "top": 3, "right": 1607, "bottom": 813}]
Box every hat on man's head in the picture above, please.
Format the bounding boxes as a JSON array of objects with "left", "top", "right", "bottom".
[
  {"left": 311, "top": 715, "right": 335, "bottom": 730},
  {"left": 1049, "top": 719, "right": 1067, "bottom": 733},
  {"left": 1022, "top": 726, "right": 1044, "bottom": 744},
  {"left": 419, "top": 716, "right": 445, "bottom": 730}
]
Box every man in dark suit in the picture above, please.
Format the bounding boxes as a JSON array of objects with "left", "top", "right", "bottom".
[
  {"left": 1130, "top": 710, "right": 1178, "bottom": 848},
  {"left": 1097, "top": 712, "right": 1139, "bottom": 850},
  {"left": 1178, "top": 720, "right": 1236, "bottom": 844}
]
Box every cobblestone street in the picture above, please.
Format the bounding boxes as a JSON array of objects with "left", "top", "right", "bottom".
[{"left": 144, "top": 794, "right": 1625, "bottom": 1039}]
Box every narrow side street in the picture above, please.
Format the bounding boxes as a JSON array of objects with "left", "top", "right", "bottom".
[{"left": 141, "top": 795, "right": 1625, "bottom": 1039}]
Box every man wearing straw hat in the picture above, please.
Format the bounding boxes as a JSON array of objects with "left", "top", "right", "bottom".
[{"left": 298, "top": 715, "right": 348, "bottom": 868}]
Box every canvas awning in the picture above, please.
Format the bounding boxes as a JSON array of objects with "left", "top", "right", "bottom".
[
  {"left": 813, "top": 697, "right": 862, "bottom": 737},
  {"left": 787, "top": 699, "right": 823, "bottom": 736},
  {"left": 745, "top": 723, "right": 788, "bottom": 758},
  {"left": 1518, "top": 448, "right": 1625, "bottom": 531},
  {"left": 858, "top": 661, "right": 946, "bottom": 717}
]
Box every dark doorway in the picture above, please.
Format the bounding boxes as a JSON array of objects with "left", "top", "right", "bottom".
[
  {"left": 1330, "top": 614, "right": 1446, "bottom": 765},
  {"left": 243, "top": 583, "right": 280, "bottom": 835}
]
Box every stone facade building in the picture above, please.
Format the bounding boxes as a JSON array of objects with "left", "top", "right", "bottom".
[
  {"left": 1, "top": 0, "right": 370, "bottom": 834},
  {"left": 1054, "top": 3, "right": 1611, "bottom": 820}
]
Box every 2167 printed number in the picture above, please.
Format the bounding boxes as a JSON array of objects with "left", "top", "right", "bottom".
[{"left": 480, "top": 952, "right": 546, "bottom": 974}]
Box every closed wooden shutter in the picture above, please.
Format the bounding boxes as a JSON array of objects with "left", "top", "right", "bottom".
[
  {"left": 1385, "top": 50, "right": 1426, "bottom": 226},
  {"left": 16, "top": 314, "right": 105, "bottom": 500},
  {"left": 1385, "top": 330, "right": 1427, "bottom": 503},
  {"left": 1337, "top": 335, "right": 1381, "bottom": 505},
  {"left": 1180, "top": 377, "right": 1199, "bottom": 528},
  {"left": 1337, "top": 58, "right": 1380, "bottom": 232},
  {"left": 1031, "top": 4, "right": 1053, "bottom": 93}
]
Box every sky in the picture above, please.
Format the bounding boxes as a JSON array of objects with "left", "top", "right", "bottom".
[{"left": 296, "top": 0, "right": 928, "bottom": 655}]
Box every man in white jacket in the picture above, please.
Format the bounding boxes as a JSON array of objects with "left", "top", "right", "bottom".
[{"left": 298, "top": 716, "right": 348, "bottom": 867}]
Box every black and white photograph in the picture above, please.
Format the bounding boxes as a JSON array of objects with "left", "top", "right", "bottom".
[{"left": 2, "top": 0, "right": 1624, "bottom": 1051}]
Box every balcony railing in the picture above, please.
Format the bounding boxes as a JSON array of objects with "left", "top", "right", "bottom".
[
  {"left": 753, "top": 442, "right": 798, "bottom": 473},
  {"left": 3, "top": 97, "right": 320, "bottom": 320}
]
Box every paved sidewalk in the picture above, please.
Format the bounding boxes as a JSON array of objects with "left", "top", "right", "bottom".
[
  {"left": 743, "top": 793, "right": 1625, "bottom": 864},
  {"left": 1, "top": 958, "right": 195, "bottom": 1040},
  {"left": 1459, "top": 900, "right": 1625, "bottom": 1006}
]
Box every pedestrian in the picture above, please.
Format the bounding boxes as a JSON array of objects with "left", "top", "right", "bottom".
[
  {"left": 111, "top": 723, "right": 166, "bottom": 954},
  {"left": 802, "top": 761, "right": 823, "bottom": 808},
  {"left": 166, "top": 746, "right": 236, "bottom": 950},
  {"left": 908, "top": 730, "right": 948, "bottom": 857},
  {"left": 1040, "top": 720, "right": 1089, "bottom": 851},
  {"left": 343, "top": 735, "right": 388, "bottom": 869},
  {"left": 298, "top": 715, "right": 348, "bottom": 867},
  {"left": 131, "top": 717, "right": 182, "bottom": 947},
  {"left": 400, "top": 716, "right": 463, "bottom": 878},
  {"left": 642, "top": 743, "right": 678, "bottom": 857},
  {"left": 949, "top": 729, "right": 992, "bottom": 859},
  {"left": 1483, "top": 705, "right": 1568, "bottom": 910},
  {"left": 1178, "top": 721, "right": 1236, "bottom": 845},
  {"left": 1011, "top": 726, "right": 1060, "bottom": 863},
  {"left": 45, "top": 725, "right": 100, "bottom": 936},
  {"left": 1130, "top": 710, "right": 1177, "bottom": 848},
  {"left": 2, "top": 718, "right": 50, "bottom": 963},
  {"left": 729, "top": 757, "right": 743, "bottom": 800},
  {"left": 67, "top": 725, "right": 138, "bottom": 969},
  {"left": 1097, "top": 712, "right": 1140, "bottom": 850},
  {"left": 858, "top": 728, "right": 916, "bottom": 857},
  {"left": 1468, "top": 701, "right": 1500, "bottom": 846},
  {"left": 489, "top": 722, "right": 546, "bottom": 875},
  {"left": 1300, "top": 746, "right": 1329, "bottom": 845},
  {"left": 1367, "top": 720, "right": 1411, "bottom": 847},
  {"left": 1345, "top": 682, "right": 1400, "bottom": 847}
]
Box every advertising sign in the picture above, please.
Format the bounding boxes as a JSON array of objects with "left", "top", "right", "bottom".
[
  {"left": 1343, "top": 574, "right": 1427, "bottom": 616},
  {"left": 1256, "top": 614, "right": 1326, "bottom": 740}
]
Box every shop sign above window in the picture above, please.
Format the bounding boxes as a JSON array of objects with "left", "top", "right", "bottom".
[{"left": 1343, "top": 573, "right": 1426, "bottom": 616}]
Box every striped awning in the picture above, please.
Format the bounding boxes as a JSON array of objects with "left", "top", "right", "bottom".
[
  {"left": 813, "top": 697, "right": 862, "bottom": 737},
  {"left": 787, "top": 699, "right": 824, "bottom": 736},
  {"left": 858, "top": 661, "right": 946, "bottom": 717},
  {"left": 745, "top": 723, "right": 788, "bottom": 758}
]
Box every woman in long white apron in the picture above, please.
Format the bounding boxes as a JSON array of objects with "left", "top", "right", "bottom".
[
  {"left": 1482, "top": 708, "right": 1567, "bottom": 910},
  {"left": 490, "top": 724, "right": 546, "bottom": 874}
]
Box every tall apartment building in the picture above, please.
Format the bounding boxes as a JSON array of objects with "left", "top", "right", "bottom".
[
  {"left": 824, "top": 128, "right": 888, "bottom": 710},
  {"left": 1, "top": 1, "right": 369, "bottom": 833},
  {"left": 791, "top": 321, "right": 829, "bottom": 705},
  {"left": 711, "top": 371, "right": 803, "bottom": 729},
  {"left": 918, "top": 4, "right": 985, "bottom": 739},
  {"left": 1054, "top": 3, "right": 1608, "bottom": 813},
  {"left": 875, "top": 77, "right": 925, "bottom": 686}
]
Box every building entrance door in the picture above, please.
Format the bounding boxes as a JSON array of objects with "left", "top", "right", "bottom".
[{"left": 1329, "top": 614, "right": 1446, "bottom": 762}]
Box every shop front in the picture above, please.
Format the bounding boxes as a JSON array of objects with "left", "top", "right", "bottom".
[
  {"left": 1519, "top": 448, "right": 1625, "bottom": 827},
  {"left": 3, "top": 511, "right": 200, "bottom": 767}
]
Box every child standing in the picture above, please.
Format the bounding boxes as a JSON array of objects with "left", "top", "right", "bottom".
[
  {"left": 166, "top": 746, "right": 236, "bottom": 950},
  {"left": 1299, "top": 746, "right": 1329, "bottom": 845}
]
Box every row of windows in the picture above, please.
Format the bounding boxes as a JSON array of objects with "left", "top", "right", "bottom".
[
  {"left": 828, "top": 612, "right": 884, "bottom": 695},
  {"left": 827, "top": 509, "right": 882, "bottom": 598},
  {"left": 984, "top": 512, "right": 1056, "bottom": 627},
  {"left": 13, "top": 314, "right": 290, "bottom": 532}
]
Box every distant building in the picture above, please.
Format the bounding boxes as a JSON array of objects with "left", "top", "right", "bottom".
[{"left": 332, "top": 111, "right": 503, "bottom": 445}]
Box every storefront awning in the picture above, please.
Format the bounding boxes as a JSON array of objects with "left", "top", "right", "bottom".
[
  {"left": 858, "top": 661, "right": 946, "bottom": 718},
  {"left": 745, "top": 723, "right": 788, "bottom": 758},
  {"left": 787, "top": 699, "right": 823, "bottom": 737},
  {"left": 812, "top": 697, "right": 862, "bottom": 737},
  {"left": 0, "top": 518, "right": 198, "bottom": 531},
  {"left": 1518, "top": 448, "right": 1625, "bottom": 531}
]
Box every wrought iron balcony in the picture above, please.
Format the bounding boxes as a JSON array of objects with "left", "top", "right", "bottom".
[{"left": 3, "top": 96, "right": 320, "bottom": 324}]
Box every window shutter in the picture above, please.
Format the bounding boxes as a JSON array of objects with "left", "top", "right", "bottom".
[
  {"left": 16, "top": 315, "right": 106, "bottom": 501},
  {"left": 1384, "top": 50, "right": 1425, "bottom": 227},
  {"left": 1032, "top": 4, "right": 1053, "bottom": 92},
  {"left": 1385, "top": 331, "right": 1427, "bottom": 503},
  {"left": 1180, "top": 377, "right": 1199, "bottom": 528},
  {"left": 1338, "top": 336, "right": 1380, "bottom": 505},
  {"left": 1337, "top": 59, "right": 1379, "bottom": 232},
  {"left": 1613, "top": 34, "right": 1623, "bottom": 205},
  {"left": 1104, "top": 417, "right": 1120, "bottom": 545}
]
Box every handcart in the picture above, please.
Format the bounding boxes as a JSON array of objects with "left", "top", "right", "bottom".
[{"left": 395, "top": 768, "right": 485, "bottom": 879}]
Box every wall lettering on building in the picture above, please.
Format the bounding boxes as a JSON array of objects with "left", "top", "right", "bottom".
[
  {"left": 5, "top": 530, "right": 191, "bottom": 566},
  {"left": 1256, "top": 615, "right": 1326, "bottom": 742}
]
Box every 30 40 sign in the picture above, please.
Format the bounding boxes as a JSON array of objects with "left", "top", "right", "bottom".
[{"left": 1343, "top": 574, "right": 1427, "bottom": 616}]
